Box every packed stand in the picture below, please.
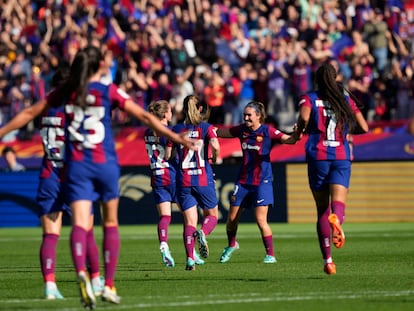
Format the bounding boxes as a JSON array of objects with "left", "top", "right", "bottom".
[{"left": 0, "top": 0, "right": 413, "bottom": 141}]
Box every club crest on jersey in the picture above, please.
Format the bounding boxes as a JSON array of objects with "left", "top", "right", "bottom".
[{"left": 256, "top": 135, "right": 263, "bottom": 142}]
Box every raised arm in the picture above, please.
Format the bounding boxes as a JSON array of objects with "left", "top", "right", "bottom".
[
  {"left": 123, "top": 99, "right": 195, "bottom": 150},
  {"left": 0, "top": 99, "right": 48, "bottom": 139},
  {"left": 294, "top": 105, "right": 311, "bottom": 136},
  {"left": 216, "top": 127, "right": 235, "bottom": 138}
]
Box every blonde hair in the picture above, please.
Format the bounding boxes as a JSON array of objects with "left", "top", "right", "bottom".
[
  {"left": 148, "top": 100, "right": 170, "bottom": 120},
  {"left": 183, "top": 95, "right": 205, "bottom": 125}
]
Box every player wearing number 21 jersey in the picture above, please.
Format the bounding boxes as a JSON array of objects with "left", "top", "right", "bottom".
[{"left": 167, "top": 95, "right": 220, "bottom": 270}]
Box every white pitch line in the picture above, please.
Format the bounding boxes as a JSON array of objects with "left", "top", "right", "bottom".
[{"left": 1, "top": 290, "right": 413, "bottom": 311}]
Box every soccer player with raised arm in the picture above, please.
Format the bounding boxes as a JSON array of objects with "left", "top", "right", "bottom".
[
  {"left": 167, "top": 95, "right": 220, "bottom": 270},
  {"left": 217, "top": 101, "right": 297, "bottom": 264}
]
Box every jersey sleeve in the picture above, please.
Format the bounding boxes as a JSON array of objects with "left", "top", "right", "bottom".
[
  {"left": 298, "top": 94, "right": 312, "bottom": 109},
  {"left": 348, "top": 96, "right": 362, "bottom": 114},
  {"left": 229, "top": 124, "right": 243, "bottom": 137},
  {"left": 268, "top": 126, "right": 284, "bottom": 140},
  {"left": 108, "top": 83, "right": 131, "bottom": 110},
  {"left": 206, "top": 124, "right": 218, "bottom": 140}
]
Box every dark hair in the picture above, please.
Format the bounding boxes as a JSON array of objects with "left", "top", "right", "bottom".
[
  {"left": 63, "top": 46, "right": 102, "bottom": 110},
  {"left": 315, "top": 63, "right": 355, "bottom": 132},
  {"left": 2, "top": 146, "right": 15, "bottom": 157},
  {"left": 245, "top": 101, "right": 266, "bottom": 124},
  {"left": 51, "top": 61, "right": 70, "bottom": 87}
]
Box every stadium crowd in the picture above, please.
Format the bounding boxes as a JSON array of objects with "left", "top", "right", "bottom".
[{"left": 0, "top": 0, "right": 413, "bottom": 141}]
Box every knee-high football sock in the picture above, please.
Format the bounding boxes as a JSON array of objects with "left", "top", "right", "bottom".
[
  {"left": 183, "top": 225, "right": 196, "bottom": 259},
  {"left": 103, "top": 226, "right": 120, "bottom": 288},
  {"left": 158, "top": 215, "right": 171, "bottom": 243},
  {"left": 86, "top": 228, "right": 100, "bottom": 279},
  {"left": 201, "top": 215, "right": 218, "bottom": 236},
  {"left": 70, "top": 226, "right": 88, "bottom": 273},
  {"left": 40, "top": 233, "right": 59, "bottom": 282},
  {"left": 317, "top": 205, "right": 331, "bottom": 260}
]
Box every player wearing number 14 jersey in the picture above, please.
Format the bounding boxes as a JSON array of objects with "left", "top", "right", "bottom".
[{"left": 167, "top": 95, "right": 220, "bottom": 270}]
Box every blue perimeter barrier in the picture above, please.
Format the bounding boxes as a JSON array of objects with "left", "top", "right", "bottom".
[{"left": 0, "top": 164, "right": 288, "bottom": 227}]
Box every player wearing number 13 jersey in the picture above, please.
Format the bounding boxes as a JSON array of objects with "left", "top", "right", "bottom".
[{"left": 167, "top": 95, "right": 220, "bottom": 270}]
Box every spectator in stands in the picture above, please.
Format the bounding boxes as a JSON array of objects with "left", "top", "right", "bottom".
[
  {"left": 0, "top": 0, "right": 412, "bottom": 136},
  {"left": 233, "top": 63, "right": 256, "bottom": 125},
  {"left": 170, "top": 68, "right": 194, "bottom": 123},
  {"left": 1, "top": 146, "right": 25, "bottom": 172},
  {"left": 363, "top": 8, "right": 389, "bottom": 75},
  {"left": 165, "top": 33, "right": 194, "bottom": 82},
  {"left": 204, "top": 70, "right": 225, "bottom": 125}
]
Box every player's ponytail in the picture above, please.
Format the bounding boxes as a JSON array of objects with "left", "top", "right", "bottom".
[
  {"left": 64, "top": 46, "right": 102, "bottom": 110},
  {"left": 315, "top": 63, "right": 355, "bottom": 133},
  {"left": 183, "top": 95, "right": 204, "bottom": 126}
]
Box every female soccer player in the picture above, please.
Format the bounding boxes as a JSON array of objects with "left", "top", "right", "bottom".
[
  {"left": 0, "top": 67, "right": 103, "bottom": 300},
  {"left": 167, "top": 95, "right": 220, "bottom": 270},
  {"left": 292, "top": 62, "right": 368, "bottom": 274},
  {"left": 145, "top": 100, "right": 177, "bottom": 267},
  {"left": 217, "top": 101, "right": 297, "bottom": 264},
  {"left": 58, "top": 46, "right": 196, "bottom": 308},
  {"left": 145, "top": 99, "right": 205, "bottom": 268}
]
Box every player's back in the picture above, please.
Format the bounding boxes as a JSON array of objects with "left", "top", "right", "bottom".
[{"left": 173, "top": 122, "right": 214, "bottom": 187}]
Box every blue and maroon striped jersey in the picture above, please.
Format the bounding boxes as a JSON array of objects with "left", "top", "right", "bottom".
[
  {"left": 299, "top": 91, "right": 361, "bottom": 161},
  {"left": 38, "top": 87, "right": 66, "bottom": 180},
  {"left": 64, "top": 82, "right": 129, "bottom": 165},
  {"left": 229, "top": 124, "right": 284, "bottom": 186},
  {"left": 144, "top": 126, "right": 176, "bottom": 187},
  {"left": 171, "top": 122, "right": 217, "bottom": 187}
]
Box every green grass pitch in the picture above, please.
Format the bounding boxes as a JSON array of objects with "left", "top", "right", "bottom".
[{"left": 0, "top": 222, "right": 413, "bottom": 311}]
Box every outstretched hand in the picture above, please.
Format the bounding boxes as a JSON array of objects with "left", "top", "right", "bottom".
[{"left": 179, "top": 132, "right": 197, "bottom": 151}]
